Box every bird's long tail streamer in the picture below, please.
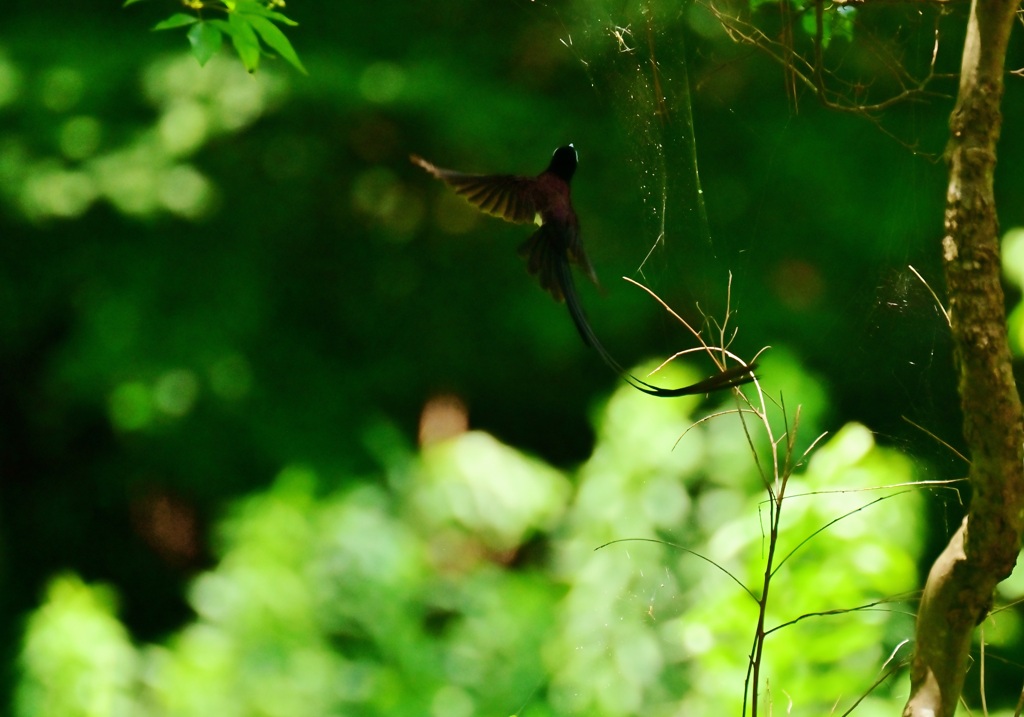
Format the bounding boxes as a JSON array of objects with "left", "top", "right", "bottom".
[{"left": 556, "top": 257, "right": 755, "bottom": 397}]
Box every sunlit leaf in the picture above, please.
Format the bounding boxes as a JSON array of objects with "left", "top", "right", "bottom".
[
  {"left": 16, "top": 576, "right": 139, "bottom": 717},
  {"left": 236, "top": 0, "right": 299, "bottom": 26},
  {"left": 187, "top": 22, "right": 223, "bottom": 67},
  {"left": 153, "top": 13, "right": 198, "bottom": 31},
  {"left": 227, "top": 12, "right": 261, "bottom": 73},
  {"left": 208, "top": 18, "right": 232, "bottom": 35},
  {"left": 122, "top": 0, "right": 151, "bottom": 6},
  {"left": 247, "top": 15, "right": 307, "bottom": 75}
]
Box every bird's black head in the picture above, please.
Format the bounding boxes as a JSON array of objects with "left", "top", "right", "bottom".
[{"left": 547, "top": 144, "right": 577, "bottom": 182}]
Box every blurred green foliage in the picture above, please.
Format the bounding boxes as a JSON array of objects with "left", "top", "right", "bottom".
[
  {"left": 17, "top": 361, "right": 924, "bottom": 717},
  {"left": 3, "top": 0, "right": 1024, "bottom": 713}
]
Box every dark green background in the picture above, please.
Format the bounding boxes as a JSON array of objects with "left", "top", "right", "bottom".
[{"left": 3, "top": 0, "right": 1023, "bottom": 711}]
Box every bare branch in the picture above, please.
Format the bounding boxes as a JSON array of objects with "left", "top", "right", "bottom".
[{"left": 700, "top": 0, "right": 956, "bottom": 154}]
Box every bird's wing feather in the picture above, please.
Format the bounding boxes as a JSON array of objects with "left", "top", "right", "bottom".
[
  {"left": 410, "top": 155, "right": 538, "bottom": 224},
  {"left": 518, "top": 225, "right": 566, "bottom": 301}
]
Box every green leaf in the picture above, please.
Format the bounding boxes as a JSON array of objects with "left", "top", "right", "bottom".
[
  {"left": 247, "top": 15, "right": 307, "bottom": 75},
  {"left": 187, "top": 22, "right": 224, "bottom": 67},
  {"left": 228, "top": 12, "right": 261, "bottom": 73},
  {"left": 235, "top": 0, "right": 299, "bottom": 26},
  {"left": 208, "top": 18, "right": 233, "bottom": 34},
  {"left": 122, "top": 0, "right": 151, "bottom": 7},
  {"left": 153, "top": 13, "right": 198, "bottom": 31}
]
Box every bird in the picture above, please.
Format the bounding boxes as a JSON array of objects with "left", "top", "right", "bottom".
[{"left": 410, "top": 144, "right": 755, "bottom": 397}]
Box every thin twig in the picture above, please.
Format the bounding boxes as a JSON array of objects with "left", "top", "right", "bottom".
[
  {"left": 1012, "top": 676, "right": 1024, "bottom": 717},
  {"left": 765, "top": 597, "right": 917, "bottom": 636},
  {"left": 595, "top": 537, "right": 758, "bottom": 602},
  {"left": 980, "top": 624, "right": 988, "bottom": 717},
  {"left": 908, "top": 264, "right": 951, "bottom": 326},
  {"left": 674, "top": 407, "right": 762, "bottom": 448},
  {"left": 780, "top": 478, "right": 966, "bottom": 503},
  {"left": 902, "top": 415, "right": 969, "bottom": 464},
  {"left": 771, "top": 493, "right": 905, "bottom": 577},
  {"left": 838, "top": 656, "right": 910, "bottom": 717}
]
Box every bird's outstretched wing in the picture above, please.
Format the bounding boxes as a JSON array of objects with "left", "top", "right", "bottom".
[{"left": 410, "top": 155, "right": 539, "bottom": 225}]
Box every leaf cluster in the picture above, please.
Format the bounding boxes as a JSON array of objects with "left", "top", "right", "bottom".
[{"left": 126, "top": 0, "right": 306, "bottom": 74}]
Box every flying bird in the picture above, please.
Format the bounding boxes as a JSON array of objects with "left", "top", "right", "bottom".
[{"left": 410, "top": 145, "right": 755, "bottom": 397}]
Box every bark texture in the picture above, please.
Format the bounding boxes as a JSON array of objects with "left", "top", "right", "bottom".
[{"left": 903, "top": 1, "right": 1024, "bottom": 715}]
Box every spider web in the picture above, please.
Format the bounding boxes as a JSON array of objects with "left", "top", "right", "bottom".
[
  {"left": 538, "top": 0, "right": 728, "bottom": 314},
  {"left": 535, "top": 0, "right": 955, "bottom": 455}
]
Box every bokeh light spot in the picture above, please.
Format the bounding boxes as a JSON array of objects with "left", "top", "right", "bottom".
[
  {"left": 680, "top": 621, "right": 714, "bottom": 655},
  {"left": 21, "top": 166, "right": 97, "bottom": 219},
  {"left": 0, "top": 52, "right": 23, "bottom": 108},
  {"left": 108, "top": 381, "right": 154, "bottom": 431},
  {"left": 158, "top": 100, "right": 209, "bottom": 156},
  {"left": 92, "top": 145, "right": 161, "bottom": 216},
  {"left": 215, "top": 76, "right": 273, "bottom": 130},
  {"left": 352, "top": 166, "right": 423, "bottom": 237},
  {"left": 359, "top": 62, "right": 405, "bottom": 103},
  {"left": 153, "top": 369, "right": 200, "bottom": 417},
  {"left": 59, "top": 115, "right": 102, "bottom": 161},
  {"left": 1002, "top": 227, "right": 1024, "bottom": 288},
  {"left": 352, "top": 166, "right": 400, "bottom": 217},
  {"left": 431, "top": 685, "right": 474, "bottom": 717},
  {"left": 40, "top": 66, "right": 84, "bottom": 112},
  {"left": 159, "top": 164, "right": 215, "bottom": 219}
]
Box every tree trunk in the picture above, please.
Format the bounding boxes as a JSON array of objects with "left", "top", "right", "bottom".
[{"left": 903, "top": 1, "right": 1024, "bottom": 715}]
